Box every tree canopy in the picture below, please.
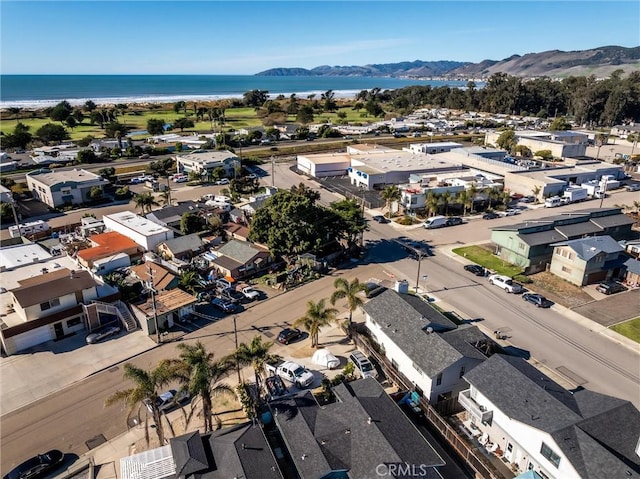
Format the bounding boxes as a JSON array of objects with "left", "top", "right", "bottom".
[
  {"left": 36, "top": 123, "right": 69, "bottom": 143},
  {"left": 147, "top": 118, "right": 165, "bottom": 136}
]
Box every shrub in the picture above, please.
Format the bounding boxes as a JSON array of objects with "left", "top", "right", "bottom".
[{"left": 514, "top": 274, "right": 533, "bottom": 284}]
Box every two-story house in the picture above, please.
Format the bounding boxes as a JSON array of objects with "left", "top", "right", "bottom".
[
  {"left": 549, "top": 235, "right": 628, "bottom": 285},
  {"left": 362, "top": 288, "right": 493, "bottom": 403},
  {"left": 458, "top": 354, "right": 640, "bottom": 479}
]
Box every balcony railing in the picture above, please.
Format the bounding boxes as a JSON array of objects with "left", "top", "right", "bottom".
[{"left": 459, "top": 389, "right": 493, "bottom": 423}]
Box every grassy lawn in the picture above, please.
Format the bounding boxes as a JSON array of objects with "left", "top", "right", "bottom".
[
  {"left": 610, "top": 317, "right": 640, "bottom": 343},
  {"left": 452, "top": 245, "right": 523, "bottom": 277}
]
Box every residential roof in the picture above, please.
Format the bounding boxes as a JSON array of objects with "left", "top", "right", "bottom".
[
  {"left": 26, "top": 168, "right": 108, "bottom": 187},
  {"left": 517, "top": 230, "right": 562, "bottom": 247},
  {"left": 463, "top": 354, "right": 640, "bottom": 479},
  {"left": 271, "top": 379, "right": 444, "bottom": 479},
  {"left": 554, "top": 221, "right": 602, "bottom": 239},
  {"left": 552, "top": 235, "right": 625, "bottom": 260},
  {"left": 147, "top": 202, "right": 218, "bottom": 226},
  {"left": 0, "top": 243, "right": 53, "bottom": 271},
  {"left": 361, "top": 289, "right": 487, "bottom": 377},
  {"left": 159, "top": 234, "right": 204, "bottom": 256},
  {"left": 104, "top": 211, "right": 172, "bottom": 236},
  {"left": 12, "top": 268, "right": 96, "bottom": 307},
  {"left": 224, "top": 223, "right": 250, "bottom": 239},
  {"left": 589, "top": 213, "right": 636, "bottom": 229},
  {"left": 217, "top": 239, "right": 268, "bottom": 264},
  {"left": 135, "top": 288, "right": 196, "bottom": 316},
  {"left": 77, "top": 231, "right": 139, "bottom": 261},
  {"left": 210, "top": 255, "right": 242, "bottom": 271},
  {"left": 623, "top": 257, "right": 640, "bottom": 275},
  {"left": 130, "top": 263, "right": 177, "bottom": 290}
]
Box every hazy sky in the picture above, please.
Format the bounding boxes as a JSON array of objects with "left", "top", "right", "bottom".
[{"left": 2, "top": 1, "right": 638, "bottom": 75}]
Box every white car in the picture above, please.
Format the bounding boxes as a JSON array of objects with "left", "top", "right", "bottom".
[
  {"left": 144, "top": 389, "right": 190, "bottom": 414},
  {"left": 503, "top": 209, "right": 520, "bottom": 216},
  {"left": 215, "top": 178, "right": 230, "bottom": 185},
  {"left": 488, "top": 274, "right": 524, "bottom": 293}
]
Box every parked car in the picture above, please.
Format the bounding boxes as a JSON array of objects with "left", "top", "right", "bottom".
[
  {"left": 349, "top": 350, "right": 378, "bottom": 379},
  {"left": 446, "top": 216, "right": 463, "bottom": 226},
  {"left": 3, "top": 450, "right": 65, "bottom": 479},
  {"left": 625, "top": 183, "right": 640, "bottom": 192},
  {"left": 138, "top": 153, "right": 150, "bottom": 159},
  {"left": 144, "top": 389, "right": 190, "bottom": 414},
  {"left": 595, "top": 281, "right": 626, "bottom": 295},
  {"left": 215, "top": 178, "right": 230, "bottom": 185},
  {"left": 522, "top": 293, "right": 553, "bottom": 308},
  {"left": 464, "top": 264, "right": 486, "bottom": 276},
  {"left": 211, "top": 297, "right": 237, "bottom": 313},
  {"left": 520, "top": 195, "right": 536, "bottom": 203},
  {"left": 85, "top": 325, "right": 121, "bottom": 344},
  {"left": 220, "top": 288, "right": 244, "bottom": 303},
  {"left": 482, "top": 212, "right": 500, "bottom": 220},
  {"left": 372, "top": 215, "right": 390, "bottom": 224},
  {"left": 277, "top": 327, "right": 302, "bottom": 345},
  {"left": 488, "top": 274, "right": 524, "bottom": 294},
  {"left": 503, "top": 209, "right": 520, "bottom": 216}
]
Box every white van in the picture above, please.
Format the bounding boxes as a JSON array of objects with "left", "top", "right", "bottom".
[{"left": 423, "top": 215, "right": 447, "bottom": 229}]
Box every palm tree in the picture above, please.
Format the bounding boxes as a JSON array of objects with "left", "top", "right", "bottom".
[
  {"left": 486, "top": 187, "right": 500, "bottom": 209},
  {"left": 380, "top": 185, "right": 401, "bottom": 218},
  {"left": 133, "top": 192, "right": 159, "bottom": 214},
  {"left": 330, "top": 277, "right": 367, "bottom": 330},
  {"left": 439, "top": 191, "right": 453, "bottom": 216},
  {"left": 456, "top": 190, "right": 469, "bottom": 216},
  {"left": 104, "top": 362, "right": 173, "bottom": 446},
  {"left": 179, "top": 270, "right": 200, "bottom": 294},
  {"left": 425, "top": 191, "right": 439, "bottom": 217},
  {"left": 167, "top": 341, "right": 234, "bottom": 433},
  {"left": 234, "top": 335, "right": 278, "bottom": 393},
  {"left": 467, "top": 185, "right": 478, "bottom": 213},
  {"left": 159, "top": 189, "right": 171, "bottom": 207},
  {"left": 293, "top": 299, "right": 338, "bottom": 348},
  {"left": 149, "top": 158, "right": 175, "bottom": 205},
  {"left": 531, "top": 185, "right": 542, "bottom": 203}
]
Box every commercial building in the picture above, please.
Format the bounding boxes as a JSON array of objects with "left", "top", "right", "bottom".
[
  {"left": 26, "top": 168, "right": 109, "bottom": 208},
  {"left": 175, "top": 150, "right": 240, "bottom": 178},
  {"left": 485, "top": 130, "right": 589, "bottom": 159},
  {"left": 103, "top": 211, "right": 174, "bottom": 251}
]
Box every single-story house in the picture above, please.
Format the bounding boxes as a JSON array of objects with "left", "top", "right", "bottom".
[
  {"left": 210, "top": 239, "right": 271, "bottom": 280},
  {"left": 132, "top": 288, "right": 196, "bottom": 338},
  {"left": 76, "top": 231, "right": 142, "bottom": 270},
  {"left": 130, "top": 263, "right": 179, "bottom": 291},
  {"left": 157, "top": 233, "right": 205, "bottom": 261}
]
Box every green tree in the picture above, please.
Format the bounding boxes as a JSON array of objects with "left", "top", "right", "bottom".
[
  {"left": 2, "top": 122, "right": 32, "bottom": 149},
  {"left": 438, "top": 190, "right": 453, "bottom": 216},
  {"left": 496, "top": 129, "right": 517, "bottom": 153},
  {"left": 147, "top": 158, "right": 175, "bottom": 204},
  {"left": 104, "top": 362, "right": 173, "bottom": 446},
  {"left": 65, "top": 116, "right": 77, "bottom": 130},
  {"left": 147, "top": 118, "right": 165, "bottom": 136},
  {"left": 166, "top": 342, "right": 234, "bottom": 433},
  {"left": 321, "top": 89, "right": 337, "bottom": 112},
  {"left": 180, "top": 212, "right": 201, "bottom": 235},
  {"left": 77, "top": 149, "right": 98, "bottom": 164},
  {"left": 425, "top": 191, "right": 440, "bottom": 217},
  {"left": 84, "top": 100, "right": 97, "bottom": 112},
  {"left": 549, "top": 117, "right": 571, "bottom": 130},
  {"left": 72, "top": 109, "right": 85, "bottom": 124},
  {"left": 173, "top": 118, "right": 194, "bottom": 132},
  {"left": 293, "top": 299, "right": 339, "bottom": 348},
  {"left": 380, "top": 185, "right": 401, "bottom": 218},
  {"left": 330, "top": 277, "right": 367, "bottom": 329},
  {"left": 105, "top": 121, "right": 127, "bottom": 138},
  {"left": 243, "top": 90, "right": 269, "bottom": 108},
  {"left": 534, "top": 149, "right": 553, "bottom": 161},
  {"left": 173, "top": 101, "right": 186, "bottom": 114},
  {"left": 87, "top": 186, "right": 103, "bottom": 202},
  {"left": 514, "top": 145, "right": 532, "bottom": 157},
  {"left": 133, "top": 192, "right": 159, "bottom": 214},
  {"left": 233, "top": 335, "right": 278, "bottom": 392},
  {"left": 296, "top": 105, "right": 314, "bottom": 124},
  {"left": 98, "top": 167, "right": 117, "bottom": 183},
  {"left": 178, "top": 270, "right": 200, "bottom": 294},
  {"left": 36, "top": 123, "right": 69, "bottom": 144},
  {"left": 50, "top": 101, "right": 72, "bottom": 123},
  {"left": 329, "top": 198, "right": 367, "bottom": 251}
]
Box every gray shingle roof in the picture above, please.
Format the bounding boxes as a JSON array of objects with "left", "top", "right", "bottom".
[
  {"left": 361, "top": 289, "right": 487, "bottom": 377},
  {"left": 271, "top": 379, "right": 444, "bottom": 479},
  {"left": 218, "top": 239, "right": 267, "bottom": 264},
  {"left": 554, "top": 221, "right": 602, "bottom": 239},
  {"left": 160, "top": 233, "right": 204, "bottom": 255},
  {"left": 552, "top": 235, "right": 625, "bottom": 260},
  {"left": 463, "top": 355, "right": 640, "bottom": 479},
  {"left": 624, "top": 257, "right": 640, "bottom": 274}
]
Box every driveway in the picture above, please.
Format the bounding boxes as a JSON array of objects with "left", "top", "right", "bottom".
[{"left": 571, "top": 288, "right": 640, "bottom": 327}]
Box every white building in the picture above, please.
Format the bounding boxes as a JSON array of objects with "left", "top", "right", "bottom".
[
  {"left": 0, "top": 184, "right": 13, "bottom": 203},
  {"left": 406, "top": 141, "right": 463, "bottom": 155},
  {"left": 26, "top": 168, "right": 109, "bottom": 208},
  {"left": 103, "top": 211, "right": 174, "bottom": 251},
  {"left": 361, "top": 288, "right": 491, "bottom": 403},
  {"left": 485, "top": 130, "right": 588, "bottom": 159},
  {"left": 175, "top": 150, "right": 240, "bottom": 178},
  {"left": 458, "top": 354, "right": 640, "bottom": 479}
]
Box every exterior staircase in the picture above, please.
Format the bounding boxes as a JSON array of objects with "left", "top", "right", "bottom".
[{"left": 85, "top": 300, "right": 138, "bottom": 332}]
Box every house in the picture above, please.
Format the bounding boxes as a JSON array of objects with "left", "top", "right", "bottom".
[
  {"left": 157, "top": 233, "right": 205, "bottom": 261},
  {"left": 176, "top": 150, "right": 240, "bottom": 179},
  {"left": 26, "top": 168, "right": 109, "bottom": 208},
  {"left": 271, "top": 378, "right": 446, "bottom": 479},
  {"left": 103, "top": 211, "right": 174, "bottom": 251},
  {"left": 458, "top": 354, "right": 640, "bottom": 479},
  {"left": 224, "top": 222, "right": 250, "bottom": 241},
  {"left": 147, "top": 202, "right": 223, "bottom": 230},
  {"left": 549, "top": 235, "right": 627, "bottom": 286},
  {"left": 210, "top": 239, "right": 271, "bottom": 280},
  {"left": 622, "top": 257, "right": 640, "bottom": 287},
  {"left": 90, "top": 138, "right": 131, "bottom": 152},
  {"left": 131, "top": 288, "right": 196, "bottom": 338},
  {"left": 0, "top": 251, "right": 117, "bottom": 355},
  {"left": 0, "top": 184, "right": 13, "bottom": 203},
  {"left": 130, "top": 263, "right": 179, "bottom": 291},
  {"left": 491, "top": 207, "right": 636, "bottom": 273},
  {"left": 76, "top": 231, "right": 142, "bottom": 271},
  {"left": 119, "top": 422, "right": 282, "bottom": 479},
  {"left": 362, "top": 288, "right": 492, "bottom": 403}
]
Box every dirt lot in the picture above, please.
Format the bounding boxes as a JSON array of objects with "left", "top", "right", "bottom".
[{"left": 528, "top": 271, "right": 594, "bottom": 309}]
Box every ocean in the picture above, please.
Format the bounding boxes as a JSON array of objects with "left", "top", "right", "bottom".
[{"left": 0, "top": 75, "right": 470, "bottom": 108}]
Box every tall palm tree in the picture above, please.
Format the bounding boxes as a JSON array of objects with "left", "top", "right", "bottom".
[
  {"left": 104, "top": 362, "right": 173, "bottom": 446},
  {"left": 179, "top": 270, "right": 200, "bottom": 294},
  {"left": 167, "top": 341, "right": 234, "bottom": 433},
  {"left": 380, "top": 185, "right": 401, "bottom": 218},
  {"left": 133, "top": 192, "right": 159, "bottom": 214},
  {"left": 330, "top": 277, "right": 367, "bottom": 330},
  {"left": 234, "top": 335, "right": 278, "bottom": 393},
  {"left": 467, "top": 185, "right": 478, "bottom": 213},
  {"left": 425, "top": 191, "right": 439, "bottom": 217},
  {"left": 456, "top": 190, "right": 469, "bottom": 216},
  {"left": 149, "top": 158, "right": 175, "bottom": 205},
  {"left": 293, "top": 299, "right": 338, "bottom": 348},
  {"left": 439, "top": 191, "right": 453, "bottom": 216},
  {"left": 486, "top": 187, "right": 500, "bottom": 209}
]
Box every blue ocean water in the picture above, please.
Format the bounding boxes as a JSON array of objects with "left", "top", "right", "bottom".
[{"left": 0, "top": 75, "right": 470, "bottom": 108}]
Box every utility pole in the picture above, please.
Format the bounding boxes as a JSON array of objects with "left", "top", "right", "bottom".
[
  {"left": 9, "top": 199, "right": 21, "bottom": 237},
  {"left": 233, "top": 315, "right": 241, "bottom": 383},
  {"left": 271, "top": 156, "right": 275, "bottom": 187},
  {"left": 147, "top": 264, "right": 161, "bottom": 344},
  {"left": 599, "top": 179, "right": 608, "bottom": 209}
]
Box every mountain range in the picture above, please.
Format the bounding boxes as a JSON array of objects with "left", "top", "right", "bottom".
[{"left": 256, "top": 46, "right": 640, "bottom": 79}]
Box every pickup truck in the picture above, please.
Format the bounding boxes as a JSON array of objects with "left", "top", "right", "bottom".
[
  {"left": 264, "top": 360, "right": 314, "bottom": 389},
  {"left": 240, "top": 286, "right": 261, "bottom": 301}
]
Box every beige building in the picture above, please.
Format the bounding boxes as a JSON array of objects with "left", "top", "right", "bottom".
[{"left": 27, "top": 168, "right": 109, "bottom": 208}]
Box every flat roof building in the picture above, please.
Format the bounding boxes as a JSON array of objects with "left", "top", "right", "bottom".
[
  {"left": 103, "top": 211, "right": 174, "bottom": 251},
  {"left": 26, "top": 168, "right": 109, "bottom": 208}
]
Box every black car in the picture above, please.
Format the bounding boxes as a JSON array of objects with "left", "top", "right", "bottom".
[
  {"left": 277, "top": 327, "right": 302, "bottom": 345},
  {"left": 464, "top": 264, "right": 486, "bottom": 276},
  {"left": 372, "top": 215, "right": 390, "bottom": 224},
  {"left": 446, "top": 217, "right": 463, "bottom": 226},
  {"left": 595, "top": 281, "right": 626, "bottom": 295},
  {"left": 482, "top": 212, "right": 500, "bottom": 220},
  {"left": 3, "top": 450, "right": 64, "bottom": 479},
  {"left": 522, "top": 293, "right": 553, "bottom": 308}
]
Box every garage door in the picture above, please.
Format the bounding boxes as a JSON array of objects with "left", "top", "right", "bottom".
[
  {"left": 587, "top": 270, "right": 607, "bottom": 284},
  {"left": 12, "top": 326, "right": 53, "bottom": 352}
]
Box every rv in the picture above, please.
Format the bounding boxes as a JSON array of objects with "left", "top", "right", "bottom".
[
  {"left": 544, "top": 196, "right": 564, "bottom": 208},
  {"left": 8, "top": 220, "right": 50, "bottom": 238}
]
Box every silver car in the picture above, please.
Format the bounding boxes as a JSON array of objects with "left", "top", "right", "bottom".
[{"left": 86, "top": 325, "right": 121, "bottom": 344}]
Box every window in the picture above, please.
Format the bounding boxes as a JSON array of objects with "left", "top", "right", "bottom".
[
  {"left": 561, "top": 266, "right": 572, "bottom": 274},
  {"left": 518, "top": 242, "right": 525, "bottom": 250},
  {"left": 459, "top": 365, "right": 466, "bottom": 378},
  {"left": 540, "top": 442, "right": 561, "bottom": 468},
  {"left": 66, "top": 317, "right": 82, "bottom": 327},
  {"left": 436, "top": 373, "right": 443, "bottom": 386},
  {"left": 391, "top": 359, "right": 399, "bottom": 370},
  {"left": 40, "top": 298, "right": 60, "bottom": 311}
]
